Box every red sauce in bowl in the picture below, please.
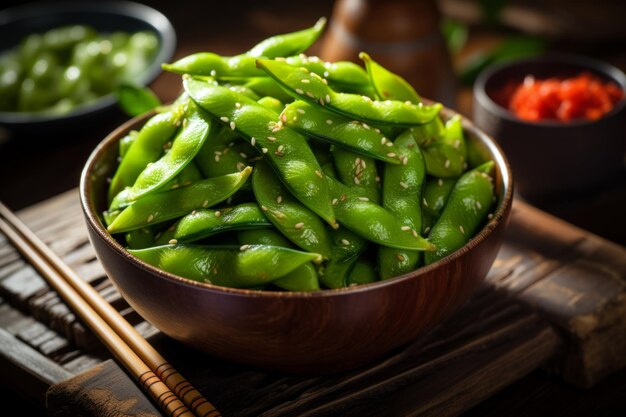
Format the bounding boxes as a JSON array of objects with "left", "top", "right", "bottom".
[{"left": 494, "top": 72, "right": 623, "bottom": 122}]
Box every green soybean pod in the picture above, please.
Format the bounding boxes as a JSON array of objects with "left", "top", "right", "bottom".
[
  {"left": 125, "top": 227, "right": 154, "bottom": 250},
  {"left": 443, "top": 114, "right": 468, "bottom": 161},
  {"left": 282, "top": 55, "right": 371, "bottom": 91},
  {"left": 156, "top": 203, "right": 271, "bottom": 245},
  {"left": 420, "top": 137, "right": 465, "bottom": 178},
  {"left": 257, "top": 58, "right": 441, "bottom": 127},
  {"left": 194, "top": 122, "right": 249, "bottom": 178},
  {"left": 252, "top": 160, "right": 332, "bottom": 259},
  {"left": 237, "top": 228, "right": 320, "bottom": 291},
  {"left": 247, "top": 17, "right": 326, "bottom": 59},
  {"left": 412, "top": 115, "right": 467, "bottom": 178},
  {"left": 222, "top": 83, "right": 261, "bottom": 100},
  {"left": 113, "top": 102, "right": 211, "bottom": 205},
  {"left": 360, "top": 52, "right": 420, "bottom": 103},
  {"left": 162, "top": 18, "right": 326, "bottom": 78},
  {"left": 424, "top": 161, "right": 496, "bottom": 265},
  {"left": 245, "top": 77, "right": 294, "bottom": 102},
  {"left": 162, "top": 52, "right": 241, "bottom": 77},
  {"left": 281, "top": 100, "right": 401, "bottom": 164},
  {"left": 319, "top": 227, "right": 367, "bottom": 289},
  {"left": 113, "top": 161, "right": 204, "bottom": 212},
  {"left": 346, "top": 258, "right": 378, "bottom": 286},
  {"left": 129, "top": 244, "right": 321, "bottom": 288},
  {"left": 119, "top": 130, "right": 139, "bottom": 158},
  {"left": 378, "top": 130, "right": 427, "bottom": 279},
  {"left": 331, "top": 147, "right": 380, "bottom": 203},
  {"left": 108, "top": 167, "right": 252, "bottom": 233},
  {"left": 108, "top": 101, "right": 186, "bottom": 202},
  {"left": 326, "top": 176, "right": 435, "bottom": 251},
  {"left": 185, "top": 77, "right": 336, "bottom": 226},
  {"left": 422, "top": 176, "right": 457, "bottom": 219},
  {"left": 257, "top": 96, "right": 284, "bottom": 114}
]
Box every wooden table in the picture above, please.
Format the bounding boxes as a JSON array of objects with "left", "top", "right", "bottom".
[{"left": 1, "top": 1, "right": 625, "bottom": 415}]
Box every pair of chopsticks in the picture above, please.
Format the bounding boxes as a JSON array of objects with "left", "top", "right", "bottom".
[{"left": 0, "top": 202, "right": 221, "bottom": 417}]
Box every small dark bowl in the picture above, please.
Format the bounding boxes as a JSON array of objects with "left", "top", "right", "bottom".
[
  {"left": 0, "top": 1, "right": 176, "bottom": 135},
  {"left": 80, "top": 107, "right": 513, "bottom": 374},
  {"left": 473, "top": 54, "right": 626, "bottom": 200}
]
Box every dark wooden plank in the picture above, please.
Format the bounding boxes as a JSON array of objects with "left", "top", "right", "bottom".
[
  {"left": 492, "top": 201, "right": 626, "bottom": 387},
  {"left": 0, "top": 265, "right": 49, "bottom": 310},
  {"left": 0, "top": 328, "right": 71, "bottom": 406},
  {"left": 46, "top": 360, "right": 160, "bottom": 417},
  {"left": 61, "top": 349, "right": 110, "bottom": 375}
]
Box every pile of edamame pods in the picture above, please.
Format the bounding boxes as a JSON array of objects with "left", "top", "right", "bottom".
[
  {"left": 103, "top": 18, "right": 496, "bottom": 291},
  {"left": 0, "top": 25, "right": 158, "bottom": 114}
]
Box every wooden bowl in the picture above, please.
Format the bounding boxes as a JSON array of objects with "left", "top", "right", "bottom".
[{"left": 79, "top": 108, "right": 513, "bottom": 374}]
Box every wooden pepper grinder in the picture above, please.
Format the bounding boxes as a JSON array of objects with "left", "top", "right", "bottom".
[{"left": 319, "top": 0, "right": 456, "bottom": 106}]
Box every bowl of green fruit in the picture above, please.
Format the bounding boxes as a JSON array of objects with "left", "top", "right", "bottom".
[{"left": 0, "top": 1, "right": 175, "bottom": 133}]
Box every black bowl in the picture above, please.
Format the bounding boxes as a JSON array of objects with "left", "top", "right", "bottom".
[
  {"left": 473, "top": 54, "right": 626, "bottom": 200},
  {"left": 0, "top": 1, "right": 176, "bottom": 134}
]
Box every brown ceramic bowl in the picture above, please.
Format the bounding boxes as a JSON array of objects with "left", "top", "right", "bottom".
[
  {"left": 80, "top": 107, "right": 513, "bottom": 374},
  {"left": 473, "top": 54, "right": 626, "bottom": 200}
]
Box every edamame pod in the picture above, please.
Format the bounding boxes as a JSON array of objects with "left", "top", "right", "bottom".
[
  {"left": 247, "top": 18, "right": 326, "bottom": 58},
  {"left": 129, "top": 244, "right": 321, "bottom": 288},
  {"left": 162, "top": 53, "right": 259, "bottom": 78},
  {"left": 125, "top": 228, "right": 154, "bottom": 250},
  {"left": 252, "top": 161, "right": 332, "bottom": 259},
  {"left": 282, "top": 55, "right": 370, "bottom": 90},
  {"left": 422, "top": 176, "right": 457, "bottom": 218},
  {"left": 332, "top": 147, "right": 380, "bottom": 203},
  {"left": 319, "top": 228, "right": 367, "bottom": 289},
  {"left": 412, "top": 115, "right": 467, "bottom": 178},
  {"left": 156, "top": 203, "right": 271, "bottom": 245},
  {"left": 108, "top": 104, "right": 185, "bottom": 202},
  {"left": 194, "top": 123, "right": 249, "bottom": 178},
  {"left": 112, "top": 102, "right": 210, "bottom": 205},
  {"left": 326, "top": 176, "right": 435, "bottom": 251},
  {"left": 360, "top": 52, "right": 420, "bottom": 103},
  {"left": 257, "top": 96, "right": 284, "bottom": 114},
  {"left": 185, "top": 77, "right": 336, "bottom": 226},
  {"left": 163, "top": 18, "right": 326, "bottom": 78},
  {"left": 281, "top": 100, "right": 401, "bottom": 164},
  {"left": 245, "top": 77, "right": 294, "bottom": 102},
  {"left": 237, "top": 228, "right": 320, "bottom": 291},
  {"left": 378, "top": 130, "right": 426, "bottom": 279},
  {"left": 110, "top": 151, "right": 204, "bottom": 211},
  {"left": 346, "top": 258, "right": 378, "bottom": 286},
  {"left": 108, "top": 167, "right": 252, "bottom": 233},
  {"left": 119, "top": 130, "right": 138, "bottom": 158},
  {"left": 424, "top": 161, "right": 495, "bottom": 265},
  {"left": 257, "top": 59, "right": 441, "bottom": 127}
]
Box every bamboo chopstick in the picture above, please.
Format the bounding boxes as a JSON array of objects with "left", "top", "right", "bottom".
[{"left": 0, "top": 202, "right": 221, "bottom": 417}]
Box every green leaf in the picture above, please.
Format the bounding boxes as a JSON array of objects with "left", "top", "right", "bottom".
[
  {"left": 459, "top": 36, "right": 548, "bottom": 86},
  {"left": 441, "top": 19, "right": 468, "bottom": 55},
  {"left": 116, "top": 84, "right": 161, "bottom": 117}
]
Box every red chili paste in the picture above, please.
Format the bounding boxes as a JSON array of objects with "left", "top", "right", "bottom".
[{"left": 496, "top": 72, "right": 623, "bottom": 122}]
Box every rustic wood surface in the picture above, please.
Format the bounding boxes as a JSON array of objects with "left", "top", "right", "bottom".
[{"left": 0, "top": 189, "right": 623, "bottom": 415}]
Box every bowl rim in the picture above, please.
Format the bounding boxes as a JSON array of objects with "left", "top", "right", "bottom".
[
  {"left": 0, "top": 0, "right": 176, "bottom": 125},
  {"left": 474, "top": 53, "right": 626, "bottom": 128},
  {"left": 80, "top": 106, "right": 513, "bottom": 300}
]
